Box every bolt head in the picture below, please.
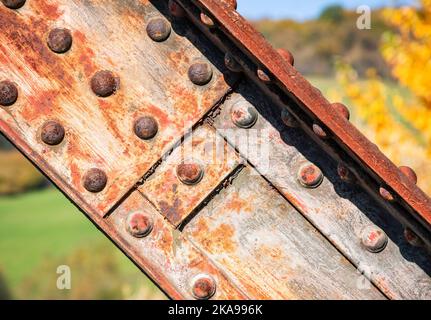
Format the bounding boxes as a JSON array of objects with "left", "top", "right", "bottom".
[
  {"left": 200, "top": 12, "right": 215, "bottom": 28},
  {"left": 399, "top": 166, "right": 417, "bottom": 185},
  {"left": 0, "top": 80, "right": 18, "bottom": 107},
  {"left": 224, "top": 53, "right": 242, "bottom": 73},
  {"left": 146, "top": 18, "right": 171, "bottom": 42},
  {"left": 41, "top": 121, "right": 65, "bottom": 146},
  {"left": 312, "top": 123, "right": 328, "bottom": 139},
  {"left": 277, "top": 48, "right": 294, "bottom": 66},
  {"left": 177, "top": 162, "right": 204, "bottom": 185},
  {"left": 83, "top": 168, "right": 108, "bottom": 193},
  {"left": 337, "top": 164, "right": 356, "bottom": 183},
  {"left": 47, "top": 28, "right": 73, "bottom": 54},
  {"left": 361, "top": 225, "right": 388, "bottom": 253},
  {"left": 126, "top": 212, "right": 153, "bottom": 238},
  {"left": 1, "top": 0, "right": 26, "bottom": 9},
  {"left": 257, "top": 69, "right": 271, "bottom": 83},
  {"left": 168, "top": 0, "right": 186, "bottom": 18},
  {"left": 188, "top": 62, "right": 213, "bottom": 86},
  {"left": 281, "top": 108, "right": 298, "bottom": 128},
  {"left": 191, "top": 274, "right": 216, "bottom": 300},
  {"left": 404, "top": 228, "right": 424, "bottom": 247},
  {"left": 332, "top": 102, "right": 350, "bottom": 120},
  {"left": 379, "top": 187, "right": 395, "bottom": 202},
  {"left": 298, "top": 163, "right": 324, "bottom": 188},
  {"left": 134, "top": 116, "right": 158, "bottom": 140},
  {"left": 91, "top": 70, "right": 118, "bottom": 97},
  {"left": 230, "top": 103, "right": 258, "bottom": 129}
]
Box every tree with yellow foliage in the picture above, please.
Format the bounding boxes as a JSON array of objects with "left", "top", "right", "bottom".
[{"left": 334, "top": 0, "right": 431, "bottom": 195}]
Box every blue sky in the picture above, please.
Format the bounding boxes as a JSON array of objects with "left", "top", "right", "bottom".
[{"left": 237, "top": 0, "right": 416, "bottom": 20}]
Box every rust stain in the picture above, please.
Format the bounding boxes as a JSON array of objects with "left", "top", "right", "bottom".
[
  {"left": 23, "top": 90, "right": 58, "bottom": 122},
  {"left": 194, "top": 220, "right": 237, "bottom": 253},
  {"left": 29, "top": 0, "right": 63, "bottom": 20},
  {"left": 225, "top": 192, "right": 253, "bottom": 214}
]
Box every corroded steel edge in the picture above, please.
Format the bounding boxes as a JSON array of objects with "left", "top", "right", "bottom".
[{"left": 184, "top": 0, "right": 431, "bottom": 232}]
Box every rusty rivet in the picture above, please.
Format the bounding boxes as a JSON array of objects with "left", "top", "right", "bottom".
[
  {"left": 298, "top": 163, "right": 324, "bottom": 188},
  {"left": 1, "top": 0, "right": 25, "bottom": 9},
  {"left": 277, "top": 48, "right": 295, "bottom": 66},
  {"left": 404, "top": 228, "right": 424, "bottom": 247},
  {"left": 200, "top": 12, "right": 215, "bottom": 28},
  {"left": 361, "top": 225, "right": 388, "bottom": 253},
  {"left": 188, "top": 62, "right": 213, "bottom": 86},
  {"left": 168, "top": 0, "right": 186, "bottom": 18},
  {"left": 332, "top": 102, "right": 350, "bottom": 120},
  {"left": 126, "top": 212, "right": 153, "bottom": 238},
  {"left": 146, "top": 18, "right": 171, "bottom": 42},
  {"left": 191, "top": 274, "right": 216, "bottom": 300},
  {"left": 83, "top": 168, "right": 108, "bottom": 193},
  {"left": 231, "top": 102, "right": 258, "bottom": 129},
  {"left": 312, "top": 123, "right": 328, "bottom": 139},
  {"left": 0, "top": 80, "right": 18, "bottom": 107},
  {"left": 91, "top": 70, "right": 118, "bottom": 97},
  {"left": 47, "top": 28, "right": 73, "bottom": 54},
  {"left": 41, "top": 121, "right": 65, "bottom": 146},
  {"left": 379, "top": 187, "right": 395, "bottom": 202},
  {"left": 134, "top": 116, "right": 158, "bottom": 140},
  {"left": 224, "top": 52, "right": 242, "bottom": 73},
  {"left": 177, "top": 162, "right": 204, "bottom": 185},
  {"left": 337, "top": 164, "right": 356, "bottom": 183},
  {"left": 281, "top": 108, "right": 298, "bottom": 128},
  {"left": 399, "top": 166, "right": 418, "bottom": 185},
  {"left": 257, "top": 69, "right": 271, "bottom": 83}
]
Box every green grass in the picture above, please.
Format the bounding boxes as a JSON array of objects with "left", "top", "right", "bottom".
[{"left": 0, "top": 189, "right": 101, "bottom": 287}]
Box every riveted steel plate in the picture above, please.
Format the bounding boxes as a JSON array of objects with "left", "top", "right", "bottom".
[
  {"left": 106, "top": 191, "right": 247, "bottom": 300},
  {"left": 139, "top": 125, "right": 241, "bottom": 227},
  {"left": 212, "top": 82, "right": 431, "bottom": 299},
  {"left": 0, "top": 0, "right": 234, "bottom": 216},
  {"left": 183, "top": 166, "right": 385, "bottom": 300}
]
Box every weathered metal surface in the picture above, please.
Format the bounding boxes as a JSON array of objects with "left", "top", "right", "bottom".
[
  {"left": 107, "top": 191, "right": 248, "bottom": 300},
  {"left": 139, "top": 125, "right": 241, "bottom": 227},
  {"left": 1, "top": 0, "right": 431, "bottom": 301},
  {"left": 0, "top": 0, "right": 234, "bottom": 217},
  {"left": 212, "top": 82, "right": 431, "bottom": 299},
  {"left": 184, "top": 166, "right": 385, "bottom": 300},
  {"left": 180, "top": 0, "right": 431, "bottom": 234}
]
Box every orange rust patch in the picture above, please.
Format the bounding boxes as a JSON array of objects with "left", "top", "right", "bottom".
[
  {"left": 225, "top": 192, "right": 253, "bottom": 214},
  {"left": 196, "top": 222, "right": 237, "bottom": 254},
  {"left": 30, "top": 0, "right": 63, "bottom": 20},
  {"left": 23, "top": 90, "right": 58, "bottom": 122}
]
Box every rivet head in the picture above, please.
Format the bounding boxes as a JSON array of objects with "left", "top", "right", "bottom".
[
  {"left": 298, "top": 163, "right": 324, "bottom": 188},
  {"left": 188, "top": 63, "right": 213, "bottom": 86},
  {"left": 0, "top": 80, "right": 18, "bottom": 107},
  {"left": 177, "top": 162, "right": 204, "bottom": 185},
  {"left": 404, "top": 228, "right": 424, "bottom": 247},
  {"left": 200, "top": 12, "right": 215, "bottom": 28},
  {"left": 191, "top": 274, "right": 216, "bottom": 300},
  {"left": 126, "top": 212, "right": 153, "bottom": 238},
  {"left": 91, "top": 70, "right": 118, "bottom": 97},
  {"left": 399, "top": 166, "right": 417, "bottom": 185},
  {"left": 277, "top": 48, "right": 294, "bottom": 66},
  {"left": 83, "top": 168, "right": 107, "bottom": 193},
  {"left": 379, "top": 187, "right": 395, "bottom": 202},
  {"left": 231, "top": 103, "right": 258, "bottom": 129},
  {"left": 168, "top": 0, "right": 186, "bottom": 18},
  {"left": 281, "top": 108, "right": 298, "bottom": 128},
  {"left": 224, "top": 52, "right": 242, "bottom": 73},
  {"left": 41, "top": 121, "right": 65, "bottom": 146},
  {"left": 332, "top": 102, "right": 350, "bottom": 120},
  {"left": 1, "top": 0, "right": 26, "bottom": 9},
  {"left": 337, "top": 164, "right": 355, "bottom": 183},
  {"left": 257, "top": 69, "right": 271, "bottom": 83},
  {"left": 146, "top": 18, "right": 171, "bottom": 42},
  {"left": 361, "top": 225, "right": 388, "bottom": 253},
  {"left": 312, "top": 123, "right": 328, "bottom": 139},
  {"left": 47, "top": 28, "right": 73, "bottom": 54},
  {"left": 134, "top": 116, "right": 158, "bottom": 140}
]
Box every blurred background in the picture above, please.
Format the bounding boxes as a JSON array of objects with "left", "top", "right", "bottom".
[{"left": 1, "top": 0, "right": 430, "bottom": 299}]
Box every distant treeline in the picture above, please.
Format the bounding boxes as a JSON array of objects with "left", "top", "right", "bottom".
[{"left": 254, "top": 5, "right": 393, "bottom": 77}]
